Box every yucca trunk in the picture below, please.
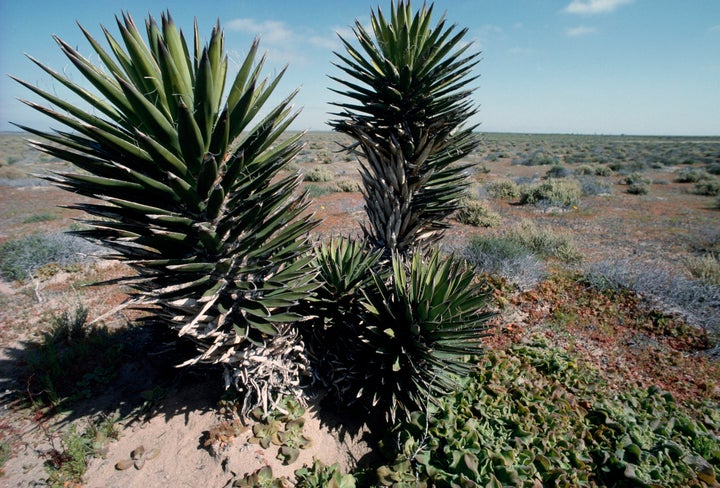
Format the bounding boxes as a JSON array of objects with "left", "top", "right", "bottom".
[{"left": 13, "top": 12, "right": 317, "bottom": 414}]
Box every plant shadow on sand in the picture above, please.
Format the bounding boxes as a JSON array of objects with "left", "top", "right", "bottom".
[{"left": 0, "top": 316, "right": 222, "bottom": 429}]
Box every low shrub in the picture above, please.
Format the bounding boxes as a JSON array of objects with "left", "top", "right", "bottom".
[
  {"left": 676, "top": 168, "right": 713, "bottom": 183},
  {"left": 22, "top": 213, "right": 57, "bottom": 224},
  {"left": 573, "top": 164, "right": 595, "bottom": 175},
  {"left": 455, "top": 199, "right": 501, "bottom": 227},
  {"left": 627, "top": 182, "right": 650, "bottom": 195},
  {"left": 512, "top": 149, "right": 559, "bottom": 166},
  {"left": 544, "top": 165, "right": 571, "bottom": 179},
  {"left": 693, "top": 178, "right": 720, "bottom": 196},
  {"left": 594, "top": 164, "right": 614, "bottom": 176},
  {"left": 706, "top": 163, "right": 720, "bottom": 175},
  {"left": 0, "top": 232, "right": 98, "bottom": 281},
  {"left": 518, "top": 179, "right": 582, "bottom": 208},
  {"left": 304, "top": 183, "right": 336, "bottom": 197},
  {"left": 45, "top": 415, "right": 119, "bottom": 487},
  {"left": 304, "top": 167, "right": 335, "bottom": 182},
  {"left": 620, "top": 171, "right": 652, "bottom": 186},
  {"left": 333, "top": 177, "right": 360, "bottom": 192},
  {"left": 486, "top": 179, "right": 520, "bottom": 200},
  {"left": 579, "top": 177, "right": 613, "bottom": 196},
  {"left": 22, "top": 306, "right": 130, "bottom": 412},
  {"left": 588, "top": 259, "right": 720, "bottom": 339}
]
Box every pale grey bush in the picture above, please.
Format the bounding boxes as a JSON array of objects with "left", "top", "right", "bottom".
[{"left": 586, "top": 259, "right": 720, "bottom": 344}]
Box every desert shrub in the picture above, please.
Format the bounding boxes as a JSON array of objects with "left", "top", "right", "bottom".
[
  {"left": 573, "top": 164, "right": 595, "bottom": 175},
  {"left": 588, "top": 259, "right": 720, "bottom": 338},
  {"left": 512, "top": 149, "right": 559, "bottom": 166},
  {"left": 505, "top": 220, "right": 583, "bottom": 264},
  {"left": 22, "top": 213, "right": 57, "bottom": 224},
  {"left": 676, "top": 168, "right": 713, "bottom": 183},
  {"left": 486, "top": 179, "right": 520, "bottom": 200},
  {"left": 594, "top": 164, "right": 614, "bottom": 176},
  {"left": 0, "top": 232, "right": 97, "bottom": 281},
  {"left": 294, "top": 460, "right": 357, "bottom": 487},
  {"left": 706, "top": 163, "right": 720, "bottom": 175},
  {"left": 304, "top": 167, "right": 335, "bottom": 182},
  {"left": 45, "top": 415, "right": 119, "bottom": 486},
  {"left": 685, "top": 254, "right": 720, "bottom": 286},
  {"left": 579, "top": 177, "right": 613, "bottom": 196},
  {"left": 693, "top": 178, "right": 720, "bottom": 196},
  {"left": 620, "top": 171, "right": 652, "bottom": 186},
  {"left": 518, "top": 178, "right": 582, "bottom": 207},
  {"left": 544, "top": 165, "right": 571, "bottom": 179},
  {"left": 333, "top": 177, "right": 360, "bottom": 192},
  {"left": 455, "top": 199, "right": 501, "bottom": 227},
  {"left": 627, "top": 182, "right": 650, "bottom": 195}
]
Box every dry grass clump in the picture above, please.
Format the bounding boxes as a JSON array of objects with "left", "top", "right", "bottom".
[
  {"left": 505, "top": 219, "right": 583, "bottom": 264},
  {"left": 684, "top": 254, "right": 720, "bottom": 286},
  {"left": 455, "top": 199, "right": 502, "bottom": 227},
  {"left": 463, "top": 236, "right": 545, "bottom": 290}
]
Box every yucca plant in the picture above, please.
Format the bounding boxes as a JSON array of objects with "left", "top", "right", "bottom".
[
  {"left": 356, "top": 250, "right": 494, "bottom": 422},
  {"left": 330, "top": 0, "right": 481, "bottom": 256},
  {"left": 12, "top": 12, "right": 317, "bottom": 414},
  {"left": 304, "top": 237, "right": 384, "bottom": 400}
]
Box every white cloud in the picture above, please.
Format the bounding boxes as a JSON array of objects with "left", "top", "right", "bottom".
[
  {"left": 564, "top": 0, "right": 633, "bottom": 14},
  {"left": 566, "top": 25, "right": 598, "bottom": 37},
  {"left": 710, "top": 25, "right": 720, "bottom": 33},
  {"left": 226, "top": 18, "right": 294, "bottom": 44}
]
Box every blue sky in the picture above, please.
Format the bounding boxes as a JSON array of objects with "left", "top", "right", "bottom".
[{"left": 1, "top": 0, "right": 719, "bottom": 135}]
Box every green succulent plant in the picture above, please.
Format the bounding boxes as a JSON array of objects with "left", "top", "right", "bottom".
[
  {"left": 294, "top": 460, "right": 357, "bottom": 488},
  {"left": 13, "top": 12, "right": 317, "bottom": 415},
  {"left": 330, "top": 0, "right": 481, "bottom": 256},
  {"left": 304, "top": 237, "right": 385, "bottom": 400},
  {"left": 355, "top": 249, "right": 494, "bottom": 422}
]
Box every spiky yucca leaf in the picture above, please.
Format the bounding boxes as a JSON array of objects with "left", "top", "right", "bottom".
[
  {"left": 330, "top": 1, "right": 481, "bottom": 255},
  {"left": 13, "top": 12, "right": 317, "bottom": 412},
  {"left": 355, "top": 250, "right": 493, "bottom": 422}
]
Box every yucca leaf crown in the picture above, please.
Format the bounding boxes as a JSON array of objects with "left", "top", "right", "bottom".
[
  {"left": 330, "top": 1, "right": 481, "bottom": 255},
  {"left": 12, "top": 12, "right": 318, "bottom": 391}
]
